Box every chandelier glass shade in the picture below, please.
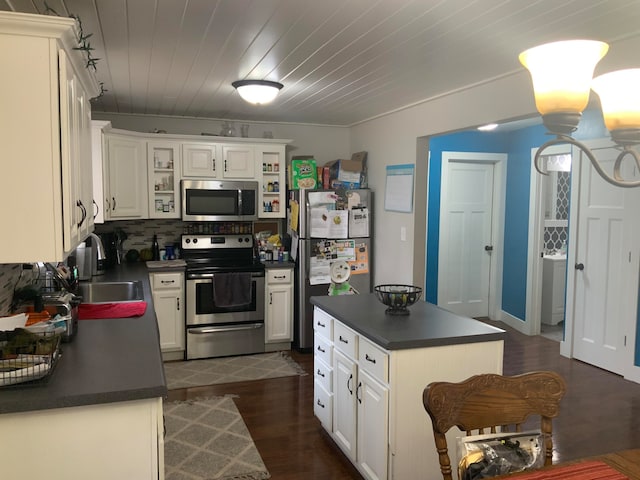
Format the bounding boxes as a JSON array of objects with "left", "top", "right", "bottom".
[
  {"left": 232, "top": 80, "right": 283, "bottom": 105},
  {"left": 519, "top": 40, "right": 640, "bottom": 188}
]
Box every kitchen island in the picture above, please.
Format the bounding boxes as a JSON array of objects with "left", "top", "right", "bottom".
[
  {"left": 0, "top": 263, "right": 167, "bottom": 480},
  {"left": 310, "top": 294, "right": 506, "bottom": 480}
]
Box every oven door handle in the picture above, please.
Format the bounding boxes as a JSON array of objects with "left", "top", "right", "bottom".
[
  {"left": 187, "top": 272, "right": 265, "bottom": 280},
  {"left": 188, "top": 323, "right": 263, "bottom": 334}
]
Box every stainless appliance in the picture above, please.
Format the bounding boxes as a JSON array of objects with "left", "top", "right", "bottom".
[
  {"left": 289, "top": 188, "right": 373, "bottom": 351},
  {"left": 181, "top": 179, "right": 258, "bottom": 222},
  {"left": 182, "top": 234, "right": 265, "bottom": 360}
]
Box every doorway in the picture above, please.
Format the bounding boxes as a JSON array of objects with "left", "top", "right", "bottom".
[
  {"left": 438, "top": 151, "right": 506, "bottom": 319},
  {"left": 527, "top": 145, "right": 571, "bottom": 339}
]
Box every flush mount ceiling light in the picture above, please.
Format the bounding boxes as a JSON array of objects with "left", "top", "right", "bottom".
[
  {"left": 519, "top": 39, "right": 640, "bottom": 188},
  {"left": 231, "top": 80, "right": 283, "bottom": 105}
]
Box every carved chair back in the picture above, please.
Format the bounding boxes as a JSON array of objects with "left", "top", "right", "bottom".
[{"left": 423, "top": 371, "right": 566, "bottom": 480}]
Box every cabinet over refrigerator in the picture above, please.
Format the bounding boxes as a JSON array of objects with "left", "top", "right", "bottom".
[{"left": 288, "top": 188, "right": 373, "bottom": 351}]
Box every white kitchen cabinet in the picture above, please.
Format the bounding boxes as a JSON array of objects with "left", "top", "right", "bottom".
[
  {"left": 331, "top": 321, "right": 388, "bottom": 480},
  {"left": 222, "top": 144, "right": 255, "bottom": 178},
  {"left": 313, "top": 309, "right": 334, "bottom": 432},
  {"left": 104, "top": 133, "right": 148, "bottom": 219},
  {"left": 149, "top": 271, "right": 185, "bottom": 361},
  {"left": 0, "top": 12, "right": 99, "bottom": 263},
  {"left": 257, "top": 144, "right": 286, "bottom": 218},
  {"left": 148, "top": 141, "right": 181, "bottom": 218},
  {"left": 542, "top": 256, "right": 567, "bottom": 325},
  {"left": 314, "top": 306, "right": 503, "bottom": 480},
  {"left": 0, "top": 397, "right": 164, "bottom": 480},
  {"left": 182, "top": 143, "right": 219, "bottom": 178},
  {"left": 91, "top": 121, "right": 111, "bottom": 224},
  {"left": 265, "top": 267, "right": 294, "bottom": 348}
]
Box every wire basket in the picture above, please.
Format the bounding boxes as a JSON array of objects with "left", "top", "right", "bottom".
[
  {"left": 0, "top": 328, "right": 61, "bottom": 387},
  {"left": 374, "top": 284, "right": 423, "bottom": 315}
]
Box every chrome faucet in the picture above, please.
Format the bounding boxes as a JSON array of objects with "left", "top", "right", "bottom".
[{"left": 87, "top": 232, "right": 106, "bottom": 261}]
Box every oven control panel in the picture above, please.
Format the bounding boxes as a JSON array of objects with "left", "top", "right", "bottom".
[{"left": 181, "top": 234, "right": 254, "bottom": 249}]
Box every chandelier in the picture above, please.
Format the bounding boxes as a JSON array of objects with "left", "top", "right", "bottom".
[
  {"left": 519, "top": 40, "right": 640, "bottom": 188},
  {"left": 232, "top": 80, "right": 283, "bottom": 105}
]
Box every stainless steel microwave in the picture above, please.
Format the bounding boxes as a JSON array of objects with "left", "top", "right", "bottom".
[{"left": 181, "top": 179, "right": 258, "bottom": 222}]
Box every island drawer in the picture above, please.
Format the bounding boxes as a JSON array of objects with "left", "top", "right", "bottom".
[
  {"left": 313, "top": 307, "right": 333, "bottom": 341},
  {"left": 314, "top": 379, "right": 332, "bottom": 431},
  {"left": 314, "top": 356, "right": 332, "bottom": 392},
  {"left": 314, "top": 335, "right": 332, "bottom": 367},
  {"left": 358, "top": 337, "right": 389, "bottom": 383},
  {"left": 333, "top": 321, "right": 357, "bottom": 359}
]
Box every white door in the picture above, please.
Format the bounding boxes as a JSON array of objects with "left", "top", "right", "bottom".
[
  {"left": 439, "top": 153, "right": 504, "bottom": 318},
  {"left": 357, "top": 369, "right": 388, "bottom": 480},
  {"left": 571, "top": 140, "right": 640, "bottom": 374}
]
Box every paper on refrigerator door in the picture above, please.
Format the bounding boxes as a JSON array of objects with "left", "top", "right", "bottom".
[
  {"left": 349, "top": 207, "right": 369, "bottom": 237},
  {"left": 310, "top": 208, "right": 348, "bottom": 238}
]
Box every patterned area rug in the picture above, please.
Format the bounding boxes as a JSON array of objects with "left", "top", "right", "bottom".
[
  {"left": 164, "top": 396, "right": 270, "bottom": 480},
  {"left": 164, "top": 351, "right": 307, "bottom": 390}
]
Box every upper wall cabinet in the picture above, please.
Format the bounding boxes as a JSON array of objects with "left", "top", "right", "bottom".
[
  {"left": 0, "top": 12, "right": 99, "bottom": 263},
  {"left": 221, "top": 145, "right": 255, "bottom": 178},
  {"left": 104, "top": 133, "right": 148, "bottom": 220},
  {"left": 182, "top": 143, "right": 219, "bottom": 178}
]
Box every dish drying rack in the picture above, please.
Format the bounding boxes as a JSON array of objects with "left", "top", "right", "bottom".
[{"left": 0, "top": 327, "right": 62, "bottom": 387}]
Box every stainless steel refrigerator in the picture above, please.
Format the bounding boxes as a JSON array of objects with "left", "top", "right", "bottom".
[{"left": 288, "top": 188, "right": 373, "bottom": 350}]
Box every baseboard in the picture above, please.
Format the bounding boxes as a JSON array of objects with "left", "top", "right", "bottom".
[{"left": 499, "top": 310, "right": 531, "bottom": 335}]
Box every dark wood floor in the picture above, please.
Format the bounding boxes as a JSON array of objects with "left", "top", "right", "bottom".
[{"left": 167, "top": 321, "right": 640, "bottom": 479}]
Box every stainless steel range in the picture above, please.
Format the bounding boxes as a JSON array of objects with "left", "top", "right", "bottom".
[{"left": 181, "top": 234, "right": 265, "bottom": 360}]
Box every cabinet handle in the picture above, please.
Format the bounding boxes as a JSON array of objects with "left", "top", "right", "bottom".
[
  {"left": 339, "top": 335, "right": 348, "bottom": 344},
  {"left": 347, "top": 373, "right": 353, "bottom": 395},
  {"left": 77, "top": 200, "right": 87, "bottom": 227},
  {"left": 270, "top": 292, "right": 273, "bottom": 305},
  {"left": 365, "top": 353, "right": 377, "bottom": 364},
  {"left": 93, "top": 199, "right": 99, "bottom": 219},
  {"left": 105, "top": 197, "right": 110, "bottom": 212},
  {"left": 112, "top": 197, "right": 116, "bottom": 210},
  {"left": 356, "top": 381, "right": 362, "bottom": 404},
  {"left": 212, "top": 158, "right": 216, "bottom": 171},
  {"left": 224, "top": 159, "right": 227, "bottom": 172},
  {"left": 316, "top": 369, "right": 325, "bottom": 377},
  {"left": 316, "top": 398, "right": 325, "bottom": 409},
  {"left": 316, "top": 345, "right": 325, "bottom": 353},
  {"left": 274, "top": 275, "right": 286, "bottom": 279},
  {"left": 317, "top": 321, "right": 326, "bottom": 328},
  {"left": 176, "top": 298, "right": 180, "bottom": 310},
  {"left": 161, "top": 280, "right": 175, "bottom": 284}
]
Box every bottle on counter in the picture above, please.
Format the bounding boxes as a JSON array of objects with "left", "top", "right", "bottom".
[{"left": 152, "top": 234, "right": 160, "bottom": 261}]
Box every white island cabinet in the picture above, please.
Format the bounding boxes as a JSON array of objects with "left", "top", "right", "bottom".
[
  {"left": 0, "top": 12, "right": 99, "bottom": 262},
  {"left": 311, "top": 295, "right": 505, "bottom": 480}
]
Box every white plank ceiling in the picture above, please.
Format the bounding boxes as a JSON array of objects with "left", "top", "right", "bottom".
[{"left": 3, "top": 0, "right": 640, "bottom": 126}]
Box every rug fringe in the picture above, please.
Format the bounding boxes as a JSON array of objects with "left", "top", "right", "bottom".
[
  {"left": 219, "top": 471, "right": 271, "bottom": 480},
  {"left": 278, "top": 350, "right": 309, "bottom": 376}
]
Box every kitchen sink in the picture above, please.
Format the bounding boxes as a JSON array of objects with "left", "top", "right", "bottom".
[{"left": 77, "top": 281, "right": 144, "bottom": 304}]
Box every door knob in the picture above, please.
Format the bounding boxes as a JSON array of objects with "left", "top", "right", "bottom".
[
  {"left": 575, "top": 263, "right": 584, "bottom": 271},
  {"left": 484, "top": 245, "right": 493, "bottom": 251}
]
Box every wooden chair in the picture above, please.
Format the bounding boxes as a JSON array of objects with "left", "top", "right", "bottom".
[{"left": 423, "top": 371, "right": 566, "bottom": 480}]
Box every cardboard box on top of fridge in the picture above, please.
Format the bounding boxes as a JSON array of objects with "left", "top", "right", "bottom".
[
  {"left": 289, "top": 156, "right": 318, "bottom": 189},
  {"left": 326, "top": 151, "right": 367, "bottom": 189}
]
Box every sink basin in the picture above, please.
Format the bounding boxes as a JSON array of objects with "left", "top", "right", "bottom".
[{"left": 77, "top": 281, "right": 144, "bottom": 304}]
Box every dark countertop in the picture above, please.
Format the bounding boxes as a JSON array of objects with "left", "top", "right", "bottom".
[
  {"left": 264, "top": 260, "right": 295, "bottom": 269},
  {"left": 310, "top": 294, "right": 506, "bottom": 350},
  {"left": 0, "top": 263, "right": 167, "bottom": 415}
]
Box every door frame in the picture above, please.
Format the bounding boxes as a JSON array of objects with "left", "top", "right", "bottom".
[
  {"left": 526, "top": 144, "right": 571, "bottom": 337},
  {"left": 438, "top": 151, "right": 507, "bottom": 320}
]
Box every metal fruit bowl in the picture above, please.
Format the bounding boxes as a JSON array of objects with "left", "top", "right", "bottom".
[{"left": 374, "top": 284, "right": 422, "bottom": 315}]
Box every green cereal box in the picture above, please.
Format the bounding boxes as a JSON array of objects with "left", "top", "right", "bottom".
[{"left": 290, "top": 157, "right": 317, "bottom": 189}]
